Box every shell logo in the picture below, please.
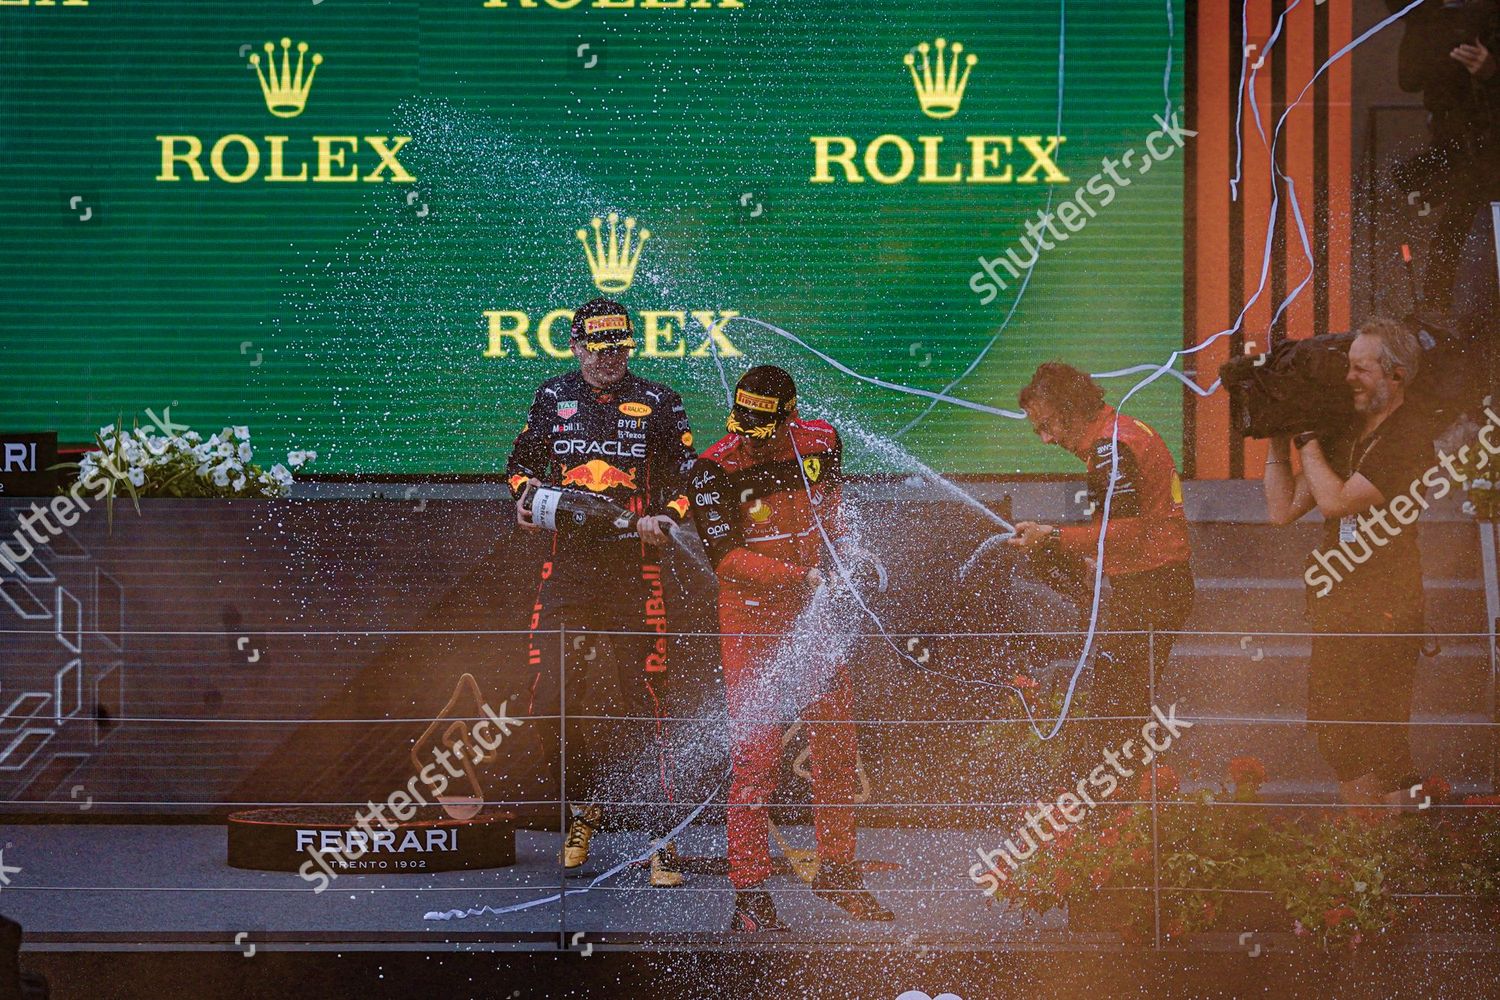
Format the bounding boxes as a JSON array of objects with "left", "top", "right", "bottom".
[{"left": 748, "top": 499, "right": 772, "bottom": 522}]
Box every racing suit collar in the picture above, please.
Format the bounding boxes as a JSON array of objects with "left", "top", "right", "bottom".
[{"left": 1071, "top": 405, "right": 1118, "bottom": 460}]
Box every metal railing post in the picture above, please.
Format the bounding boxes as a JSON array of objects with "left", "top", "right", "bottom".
[
  {"left": 1480, "top": 518, "right": 1500, "bottom": 793},
  {"left": 559, "top": 624, "right": 568, "bottom": 951},
  {"left": 1149, "top": 625, "right": 1162, "bottom": 951}
]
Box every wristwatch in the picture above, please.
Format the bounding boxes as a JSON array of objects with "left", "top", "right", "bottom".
[{"left": 1292, "top": 431, "right": 1318, "bottom": 450}]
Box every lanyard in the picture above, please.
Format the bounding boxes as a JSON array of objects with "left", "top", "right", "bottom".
[{"left": 1348, "top": 426, "right": 1382, "bottom": 477}]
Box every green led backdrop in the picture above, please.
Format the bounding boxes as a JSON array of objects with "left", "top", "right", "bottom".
[{"left": 1, "top": 0, "right": 1184, "bottom": 474}]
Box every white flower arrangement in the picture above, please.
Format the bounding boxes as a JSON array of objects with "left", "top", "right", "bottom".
[{"left": 61, "top": 417, "right": 317, "bottom": 503}]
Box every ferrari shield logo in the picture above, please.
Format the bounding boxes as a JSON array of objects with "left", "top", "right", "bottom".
[{"left": 801, "top": 456, "right": 821, "bottom": 482}]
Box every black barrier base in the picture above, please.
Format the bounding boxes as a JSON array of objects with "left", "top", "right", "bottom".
[{"left": 226, "top": 806, "right": 517, "bottom": 874}]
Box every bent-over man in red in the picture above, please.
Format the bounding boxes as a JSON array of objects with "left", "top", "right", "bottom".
[{"left": 1009, "top": 361, "right": 1196, "bottom": 758}]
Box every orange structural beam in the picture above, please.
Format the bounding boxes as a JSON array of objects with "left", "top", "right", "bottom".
[{"left": 1188, "top": 0, "right": 1352, "bottom": 480}]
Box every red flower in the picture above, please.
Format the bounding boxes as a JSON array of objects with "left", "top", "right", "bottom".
[
  {"left": 1090, "top": 865, "right": 1113, "bottom": 888},
  {"left": 1227, "top": 756, "right": 1267, "bottom": 789},
  {"left": 1011, "top": 673, "right": 1039, "bottom": 690},
  {"left": 1099, "top": 826, "right": 1120, "bottom": 848},
  {"left": 1131, "top": 847, "right": 1151, "bottom": 865},
  {"left": 1138, "top": 764, "right": 1180, "bottom": 799},
  {"left": 1323, "top": 906, "right": 1356, "bottom": 928}
]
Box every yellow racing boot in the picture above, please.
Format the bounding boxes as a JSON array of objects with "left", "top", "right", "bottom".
[
  {"left": 649, "top": 842, "right": 685, "bottom": 887},
  {"left": 561, "top": 804, "right": 602, "bottom": 869}
]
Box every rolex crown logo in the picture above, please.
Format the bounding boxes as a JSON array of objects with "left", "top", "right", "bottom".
[
  {"left": 904, "top": 37, "right": 976, "bottom": 120},
  {"left": 249, "top": 37, "right": 323, "bottom": 119},
  {"left": 577, "top": 212, "right": 650, "bottom": 293}
]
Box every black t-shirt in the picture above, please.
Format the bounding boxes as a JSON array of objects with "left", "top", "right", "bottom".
[
  {"left": 1313, "top": 401, "right": 1433, "bottom": 627},
  {"left": 1396, "top": 0, "right": 1500, "bottom": 121}
]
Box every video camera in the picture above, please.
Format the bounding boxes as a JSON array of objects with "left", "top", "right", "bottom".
[
  {"left": 1218, "top": 334, "right": 1356, "bottom": 439},
  {"left": 1218, "top": 314, "right": 1467, "bottom": 440}
]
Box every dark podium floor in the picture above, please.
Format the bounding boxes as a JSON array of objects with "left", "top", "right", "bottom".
[
  {"left": 5, "top": 821, "right": 1499, "bottom": 960},
  {"left": 2, "top": 823, "right": 1040, "bottom": 951}
]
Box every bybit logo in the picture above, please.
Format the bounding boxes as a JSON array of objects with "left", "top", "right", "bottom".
[
  {"left": 579, "top": 213, "right": 649, "bottom": 293},
  {"left": 810, "top": 37, "right": 1067, "bottom": 186},
  {"left": 483, "top": 216, "right": 743, "bottom": 361},
  {"left": 155, "top": 38, "right": 414, "bottom": 184}
]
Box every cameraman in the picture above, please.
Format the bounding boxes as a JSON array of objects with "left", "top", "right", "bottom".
[
  {"left": 1264, "top": 318, "right": 1432, "bottom": 809},
  {"left": 505, "top": 296, "right": 697, "bottom": 885},
  {"left": 1391, "top": 0, "right": 1500, "bottom": 310}
]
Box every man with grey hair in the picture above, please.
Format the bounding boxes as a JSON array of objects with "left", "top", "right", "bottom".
[{"left": 1264, "top": 317, "right": 1433, "bottom": 810}]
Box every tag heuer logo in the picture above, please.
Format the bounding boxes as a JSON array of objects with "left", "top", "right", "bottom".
[{"left": 557, "top": 401, "right": 578, "bottom": 418}]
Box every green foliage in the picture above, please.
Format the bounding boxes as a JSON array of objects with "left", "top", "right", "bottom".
[{"left": 985, "top": 759, "right": 1500, "bottom": 951}]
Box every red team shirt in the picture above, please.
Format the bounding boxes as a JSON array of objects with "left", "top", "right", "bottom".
[{"left": 1055, "top": 405, "right": 1191, "bottom": 577}]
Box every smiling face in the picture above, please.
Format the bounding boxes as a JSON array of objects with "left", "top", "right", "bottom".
[{"left": 1346, "top": 332, "right": 1399, "bottom": 418}]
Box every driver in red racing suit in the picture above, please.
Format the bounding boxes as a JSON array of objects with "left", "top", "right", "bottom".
[{"left": 693, "top": 365, "right": 893, "bottom": 931}]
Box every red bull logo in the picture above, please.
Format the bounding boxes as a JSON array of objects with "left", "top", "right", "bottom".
[{"left": 562, "top": 459, "right": 637, "bottom": 493}]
